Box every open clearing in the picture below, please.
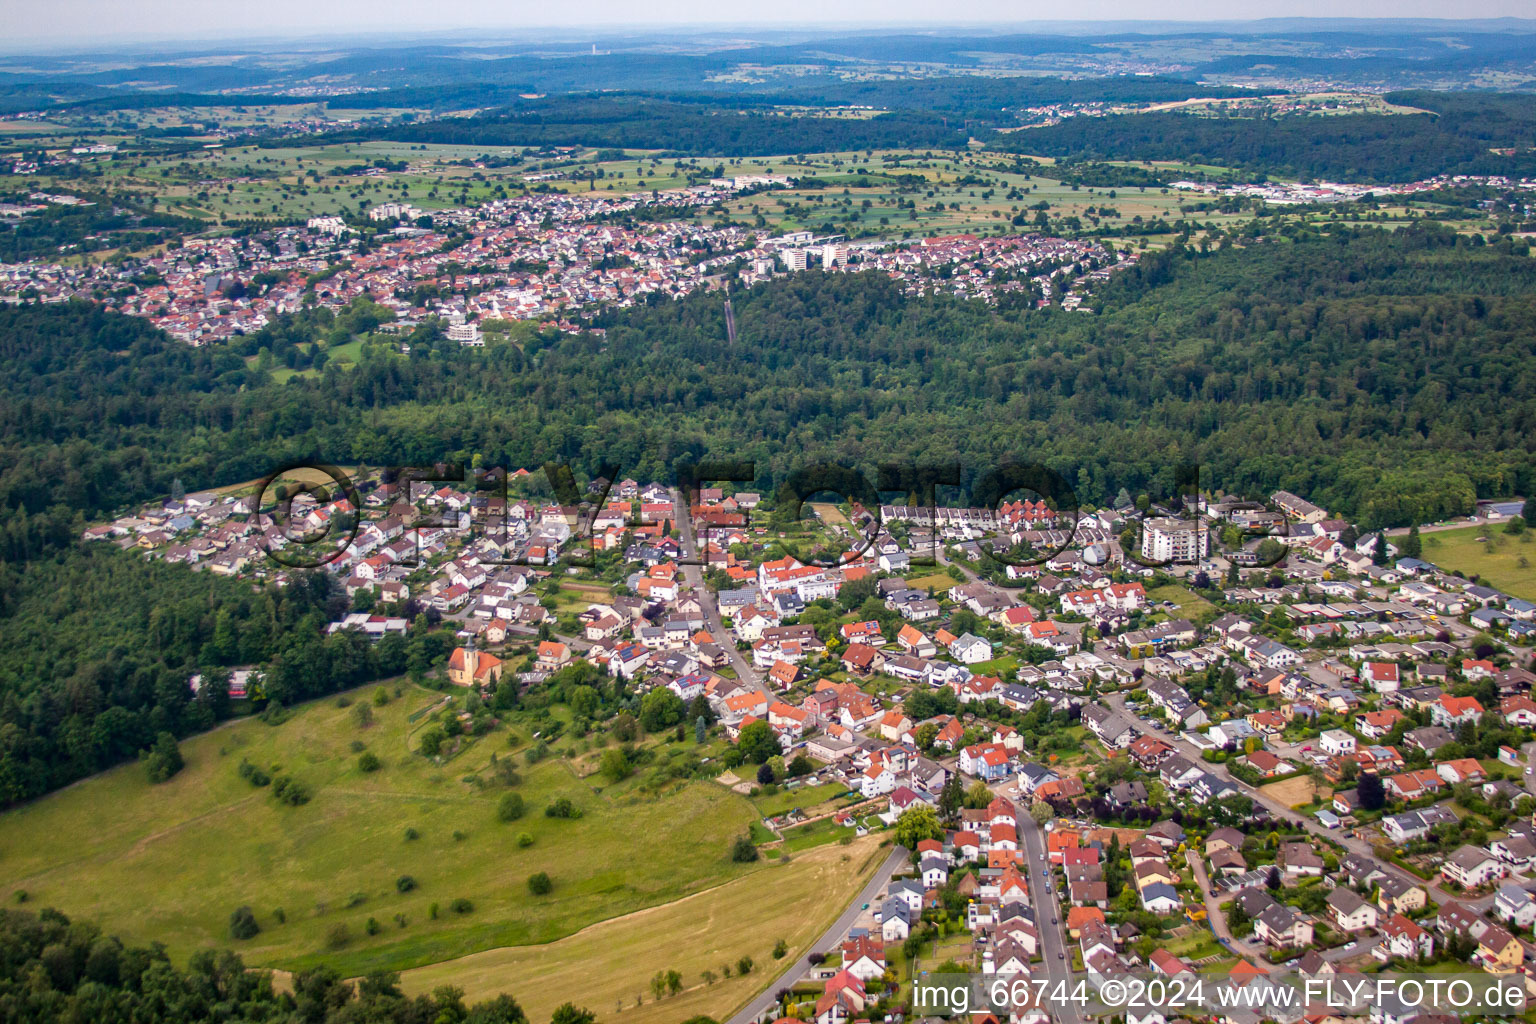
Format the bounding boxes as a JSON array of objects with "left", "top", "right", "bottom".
[
  {"left": 0, "top": 683, "right": 760, "bottom": 975},
  {"left": 1415, "top": 524, "right": 1536, "bottom": 602},
  {"left": 397, "top": 836, "right": 888, "bottom": 1024},
  {"left": 808, "top": 502, "right": 849, "bottom": 527},
  {"left": 1147, "top": 584, "right": 1221, "bottom": 626},
  {"left": 1259, "top": 776, "right": 1330, "bottom": 809}
]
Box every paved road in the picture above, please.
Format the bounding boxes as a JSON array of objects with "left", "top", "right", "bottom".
[
  {"left": 672, "top": 487, "right": 763, "bottom": 691},
  {"left": 1100, "top": 691, "right": 1489, "bottom": 912},
  {"left": 1017, "top": 812, "right": 1084, "bottom": 1024},
  {"left": 1384, "top": 518, "right": 1500, "bottom": 538},
  {"left": 724, "top": 845, "right": 909, "bottom": 1024}
]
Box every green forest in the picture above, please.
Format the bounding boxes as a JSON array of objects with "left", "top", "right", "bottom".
[
  {"left": 0, "top": 218, "right": 1533, "bottom": 806},
  {"left": 2, "top": 221, "right": 1531, "bottom": 549},
  {"left": 991, "top": 91, "right": 1536, "bottom": 182},
  {"left": 308, "top": 95, "right": 969, "bottom": 156},
  {"left": 0, "top": 545, "right": 455, "bottom": 805},
  {"left": 0, "top": 907, "right": 541, "bottom": 1023}
]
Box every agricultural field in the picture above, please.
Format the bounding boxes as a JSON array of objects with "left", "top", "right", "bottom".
[
  {"left": 0, "top": 683, "right": 762, "bottom": 976},
  {"left": 2, "top": 127, "right": 1477, "bottom": 260},
  {"left": 396, "top": 835, "right": 890, "bottom": 1024},
  {"left": 1415, "top": 524, "right": 1536, "bottom": 602}
]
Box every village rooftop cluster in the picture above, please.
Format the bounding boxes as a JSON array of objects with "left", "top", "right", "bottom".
[
  {"left": 82, "top": 465, "right": 1536, "bottom": 1022},
  {"left": 0, "top": 175, "right": 1123, "bottom": 344}
]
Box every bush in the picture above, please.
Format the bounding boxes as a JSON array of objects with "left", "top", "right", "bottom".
[
  {"left": 404, "top": 827, "right": 420, "bottom": 841},
  {"left": 419, "top": 727, "right": 446, "bottom": 757},
  {"left": 498, "top": 792, "right": 526, "bottom": 822},
  {"left": 517, "top": 832, "right": 534, "bottom": 848},
  {"left": 449, "top": 897, "right": 474, "bottom": 914},
  {"left": 271, "top": 775, "right": 311, "bottom": 806},
  {"left": 365, "top": 916, "right": 381, "bottom": 935},
  {"left": 326, "top": 923, "right": 351, "bottom": 949},
  {"left": 545, "top": 797, "right": 581, "bottom": 819},
  {"left": 396, "top": 875, "right": 416, "bottom": 893},
  {"left": 228, "top": 906, "right": 259, "bottom": 940},
  {"left": 143, "top": 732, "right": 184, "bottom": 784},
  {"left": 772, "top": 938, "right": 788, "bottom": 959},
  {"left": 358, "top": 751, "right": 381, "bottom": 773},
  {"left": 528, "top": 872, "right": 553, "bottom": 895},
  {"left": 731, "top": 835, "right": 759, "bottom": 863},
  {"left": 237, "top": 758, "right": 272, "bottom": 787}
]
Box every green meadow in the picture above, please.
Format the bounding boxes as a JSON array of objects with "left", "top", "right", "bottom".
[{"left": 0, "top": 683, "right": 761, "bottom": 975}]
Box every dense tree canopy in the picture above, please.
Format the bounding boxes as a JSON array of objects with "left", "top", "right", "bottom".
[
  {"left": 1, "top": 221, "right": 1532, "bottom": 550},
  {"left": 1, "top": 219, "right": 1532, "bottom": 807},
  {"left": 0, "top": 907, "right": 532, "bottom": 1023},
  {"left": 0, "top": 548, "right": 451, "bottom": 806},
  {"left": 992, "top": 92, "right": 1536, "bottom": 182}
]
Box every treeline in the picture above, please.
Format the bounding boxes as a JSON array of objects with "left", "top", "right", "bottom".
[
  {"left": 991, "top": 92, "right": 1536, "bottom": 183},
  {"left": 308, "top": 96, "right": 968, "bottom": 156},
  {"left": 332, "top": 73, "right": 1256, "bottom": 118},
  {"left": 2, "top": 223, "right": 1534, "bottom": 548},
  {"left": 0, "top": 545, "right": 453, "bottom": 807},
  {"left": 0, "top": 194, "right": 204, "bottom": 262},
  {"left": 0, "top": 906, "right": 536, "bottom": 1023}
]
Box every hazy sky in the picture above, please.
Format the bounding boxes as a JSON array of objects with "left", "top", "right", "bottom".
[{"left": 5, "top": 1, "right": 1535, "bottom": 47}]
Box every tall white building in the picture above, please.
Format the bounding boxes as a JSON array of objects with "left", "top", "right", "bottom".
[
  {"left": 780, "top": 248, "right": 809, "bottom": 272},
  {"left": 1140, "top": 517, "right": 1209, "bottom": 564},
  {"left": 448, "top": 321, "right": 483, "bottom": 346},
  {"left": 822, "top": 243, "right": 849, "bottom": 268}
]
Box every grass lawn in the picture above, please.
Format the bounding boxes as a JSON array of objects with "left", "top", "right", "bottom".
[
  {"left": 808, "top": 503, "right": 849, "bottom": 527},
  {"left": 548, "top": 582, "right": 614, "bottom": 613},
  {"left": 1164, "top": 929, "right": 1223, "bottom": 961},
  {"left": 968, "top": 654, "right": 1020, "bottom": 678},
  {"left": 751, "top": 782, "right": 850, "bottom": 819},
  {"left": 780, "top": 816, "right": 856, "bottom": 853},
  {"left": 1416, "top": 525, "right": 1536, "bottom": 602},
  {"left": 1148, "top": 584, "right": 1221, "bottom": 626},
  {"left": 0, "top": 684, "right": 761, "bottom": 975},
  {"left": 905, "top": 573, "right": 957, "bottom": 593},
  {"left": 396, "top": 836, "right": 890, "bottom": 1024}
]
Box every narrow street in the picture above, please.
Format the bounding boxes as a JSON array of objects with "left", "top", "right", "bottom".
[
  {"left": 671, "top": 487, "right": 763, "bottom": 692},
  {"left": 1017, "top": 811, "right": 1085, "bottom": 1024},
  {"left": 1184, "top": 849, "right": 1265, "bottom": 960},
  {"left": 1099, "top": 691, "right": 1488, "bottom": 912}
]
